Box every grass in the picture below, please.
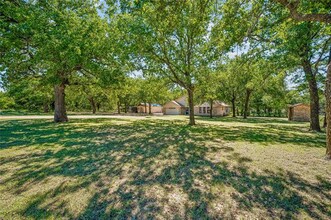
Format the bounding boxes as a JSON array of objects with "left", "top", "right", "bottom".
[
  {"left": 0, "top": 110, "right": 113, "bottom": 116},
  {"left": 0, "top": 116, "right": 330, "bottom": 219},
  {"left": 0, "top": 110, "right": 52, "bottom": 116}
]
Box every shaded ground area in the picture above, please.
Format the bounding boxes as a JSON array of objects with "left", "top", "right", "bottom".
[
  {"left": 0, "top": 117, "right": 330, "bottom": 219},
  {"left": 0, "top": 114, "right": 146, "bottom": 120}
]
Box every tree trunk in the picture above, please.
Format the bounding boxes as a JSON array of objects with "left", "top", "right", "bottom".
[
  {"left": 88, "top": 97, "right": 96, "bottom": 114},
  {"left": 54, "top": 83, "right": 68, "bottom": 122},
  {"left": 149, "top": 102, "right": 152, "bottom": 115},
  {"left": 97, "top": 103, "right": 100, "bottom": 111},
  {"left": 210, "top": 99, "right": 213, "bottom": 118},
  {"left": 243, "top": 89, "right": 252, "bottom": 119},
  {"left": 188, "top": 89, "right": 195, "bottom": 125},
  {"left": 124, "top": 102, "right": 128, "bottom": 113},
  {"left": 75, "top": 101, "right": 79, "bottom": 111},
  {"left": 144, "top": 102, "right": 147, "bottom": 114},
  {"left": 43, "top": 102, "right": 49, "bottom": 113},
  {"left": 50, "top": 101, "right": 55, "bottom": 111},
  {"left": 325, "top": 47, "right": 331, "bottom": 159},
  {"left": 231, "top": 95, "right": 236, "bottom": 117},
  {"left": 302, "top": 59, "right": 321, "bottom": 132},
  {"left": 117, "top": 101, "right": 121, "bottom": 114}
]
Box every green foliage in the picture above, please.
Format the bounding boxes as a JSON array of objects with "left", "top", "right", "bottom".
[
  {"left": 5, "top": 77, "right": 53, "bottom": 111},
  {"left": 1, "top": 0, "right": 110, "bottom": 82},
  {"left": 136, "top": 76, "right": 173, "bottom": 105},
  {"left": 124, "top": 0, "right": 217, "bottom": 89},
  {"left": 0, "top": 0, "right": 329, "bottom": 120},
  {"left": 0, "top": 91, "right": 15, "bottom": 109}
]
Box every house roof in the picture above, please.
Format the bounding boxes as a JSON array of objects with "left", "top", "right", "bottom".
[
  {"left": 174, "top": 96, "right": 187, "bottom": 106},
  {"left": 169, "top": 100, "right": 186, "bottom": 107},
  {"left": 164, "top": 95, "right": 187, "bottom": 107},
  {"left": 214, "top": 101, "right": 230, "bottom": 107},
  {"left": 195, "top": 101, "right": 230, "bottom": 108},
  {"left": 289, "top": 103, "right": 310, "bottom": 108},
  {"left": 138, "top": 103, "right": 162, "bottom": 107}
]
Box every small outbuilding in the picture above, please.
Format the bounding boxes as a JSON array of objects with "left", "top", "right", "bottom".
[{"left": 288, "top": 103, "right": 310, "bottom": 122}]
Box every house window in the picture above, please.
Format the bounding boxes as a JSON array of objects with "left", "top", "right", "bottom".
[
  {"left": 203, "top": 107, "right": 206, "bottom": 113},
  {"left": 207, "top": 107, "right": 210, "bottom": 114},
  {"left": 199, "top": 107, "right": 202, "bottom": 113}
]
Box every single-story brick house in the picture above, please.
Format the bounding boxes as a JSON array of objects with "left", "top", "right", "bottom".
[
  {"left": 163, "top": 96, "right": 230, "bottom": 116},
  {"left": 194, "top": 101, "right": 231, "bottom": 116},
  {"left": 288, "top": 103, "right": 310, "bottom": 122},
  {"left": 137, "top": 103, "right": 163, "bottom": 114},
  {"left": 163, "top": 96, "right": 188, "bottom": 115}
]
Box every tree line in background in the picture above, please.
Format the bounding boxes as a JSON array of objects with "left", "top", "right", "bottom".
[
  {"left": 0, "top": 0, "right": 330, "bottom": 158},
  {"left": 0, "top": 70, "right": 318, "bottom": 117}
]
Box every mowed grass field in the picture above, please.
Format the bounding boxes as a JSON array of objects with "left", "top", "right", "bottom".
[{"left": 0, "top": 116, "right": 330, "bottom": 219}]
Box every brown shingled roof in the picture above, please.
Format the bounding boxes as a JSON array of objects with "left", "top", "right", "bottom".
[{"left": 289, "top": 103, "right": 310, "bottom": 108}]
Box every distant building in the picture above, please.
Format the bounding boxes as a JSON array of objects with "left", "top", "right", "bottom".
[
  {"left": 163, "top": 96, "right": 230, "bottom": 116},
  {"left": 288, "top": 103, "right": 310, "bottom": 122},
  {"left": 163, "top": 96, "right": 188, "bottom": 115},
  {"left": 136, "top": 103, "right": 163, "bottom": 114},
  {"left": 194, "top": 101, "right": 231, "bottom": 117}
]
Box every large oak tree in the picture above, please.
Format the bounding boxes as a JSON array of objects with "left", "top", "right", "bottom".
[
  {"left": 0, "top": 0, "right": 110, "bottom": 122},
  {"left": 271, "top": 0, "right": 331, "bottom": 157},
  {"left": 114, "top": 0, "right": 220, "bottom": 125}
]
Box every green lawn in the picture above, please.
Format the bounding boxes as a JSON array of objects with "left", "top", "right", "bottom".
[
  {"left": 0, "top": 110, "right": 52, "bottom": 116},
  {"left": 0, "top": 116, "right": 330, "bottom": 219}
]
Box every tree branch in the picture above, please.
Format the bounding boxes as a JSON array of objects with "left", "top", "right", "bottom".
[
  {"left": 313, "top": 37, "right": 331, "bottom": 74},
  {"left": 274, "top": 0, "right": 331, "bottom": 23}
]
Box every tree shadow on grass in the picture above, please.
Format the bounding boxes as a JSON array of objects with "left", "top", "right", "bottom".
[
  {"left": 0, "top": 119, "right": 329, "bottom": 219},
  {"left": 192, "top": 119, "right": 325, "bottom": 148},
  {"left": 197, "top": 116, "right": 305, "bottom": 125}
]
